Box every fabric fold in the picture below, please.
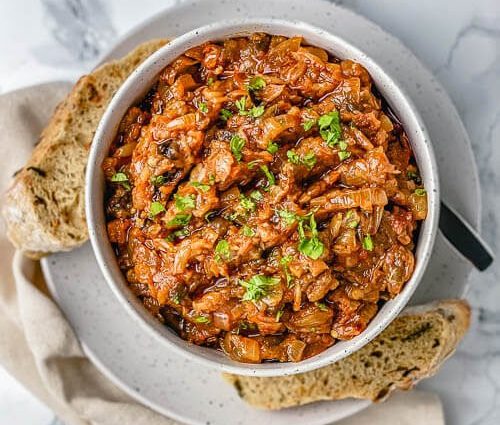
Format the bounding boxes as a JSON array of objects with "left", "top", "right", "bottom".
[{"left": 0, "top": 81, "right": 445, "bottom": 425}]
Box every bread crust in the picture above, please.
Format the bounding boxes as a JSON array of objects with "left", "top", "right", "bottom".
[
  {"left": 225, "top": 299, "right": 471, "bottom": 409},
  {"left": 2, "top": 39, "right": 168, "bottom": 258}
]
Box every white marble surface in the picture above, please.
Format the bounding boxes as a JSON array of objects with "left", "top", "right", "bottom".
[{"left": 0, "top": 0, "right": 498, "bottom": 424}]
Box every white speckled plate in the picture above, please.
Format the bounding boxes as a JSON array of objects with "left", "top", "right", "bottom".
[{"left": 41, "top": 0, "right": 481, "bottom": 424}]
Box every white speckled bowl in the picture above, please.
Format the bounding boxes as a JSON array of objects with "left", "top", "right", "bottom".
[{"left": 86, "top": 19, "right": 439, "bottom": 377}]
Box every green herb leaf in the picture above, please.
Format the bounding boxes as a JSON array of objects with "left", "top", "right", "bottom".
[
  {"left": 190, "top": 181, "right": 211, "bottom": 192},
  {"left": 194, "top": 316, "right": 210, "bottom": 324},
  {"left": 242, "top": 225, "right": 256, "bottom": 237},
  {"left": 260, "top": 165, "right": 275, "bottom": 188},
  {"left": 287, "top": 150, "right": 317, "bottom": 169},
  {"left": 166, "top": 228, "right": 189, "bottom": 242},
  {"left": 207, "top": 77, "right": 214, "bottom": 86},
  {"left": 235, "top": 97, "right": 247, "bottom": 115},
  {"left": 345, "top": 210, "right": 359, "bottom": 228},
  {"left": 247, "top": 160, "right": 260, "bottom": 169},
  {"left": 249, "top": 105, "right": 265, "bottom": 118},
  {"left": 247, "top": 76, "right": 266, "bottom": 91},
  {"left": 215, "top": 239, "right": 231, "bottom": 262},
  {"left": 249, "top": 190, "right": 263, "bottom": 201},
  {"left": 150, "top": 175, "right": 168, "bottom": 187},
  {"left": 414, "top": 188, "right": 426, "bottom": 196},
  {"left": 362, "top": 234, "right": 374, "bottom": 251},
  {"left": 338, "top": 140, "right": 348, "bottom": 151},
  {"left": 267, "top": 141, "right": 279, "bottom": 154},
  {"left": 240, "top": 275, "right": 280, "bottom": 302},
  {"left": 230, "top": 134, "right": 246, "bottom": 161},
  {"left": 298, "top": 236, "right": 324, "bottom": 260},
  {"left": 297, "top": 214, "right": 324, "bottom": 260},
  {"left": 220, "top": 108, "right": 233, "bottom": 121},
  {"left": 318, "top": 110, "right": 342, "bottom": 147},
  {"left": 302, "top": 151, "right": 317, "bottom": 169},
  {"left": 149, "top": 201, "right": 165, "bottom": 217},
  {"left": 338, "top": 150, "right": 351, "bottom": 161},
  {"left": 275, "top": 309, "right": 284, "bottom": 322},
  {"left": 167, "top": 213, "right": 192, "bottom": 228},
  {"left": 316, "top": 302, "right": 328, "bottom": 311},
  {"left": 280, "top": 255, "right": 293, "bottom": 287},
  {"left": 111, "top": 172, "right": 131, "bottom": 190},
  {"left": 286, "top": 150, "right": 301, "bottom": 165},
  {"left": 174, "top": 194, "right": 195, "bottom": 211},
  {"left": 198, "top": 102, "right": 208, "bottom": 113},
  {"left": 240, "top": 194, "right": 256, "bottom": 212},
  {"left": 277, "top": 209, "right": 298, "bottom": 226},
  {"left": 303, "top": 119, "right": 316, "bottom": 131}
]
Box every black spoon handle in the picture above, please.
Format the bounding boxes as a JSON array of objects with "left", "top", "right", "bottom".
[{"left": 439, "top": 201, "right": 494, "bottom": 271}]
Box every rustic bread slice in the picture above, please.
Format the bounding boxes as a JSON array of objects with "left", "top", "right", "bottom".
[
  {"left": 225, "top": 299, "right": 470, "bottom": 409},
  {"left": 2, "top": 39, "right": 168, "bottom": 259}
]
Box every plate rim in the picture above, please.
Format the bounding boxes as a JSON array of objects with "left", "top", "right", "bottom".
[{"left": 41, "top": 0, "right": 482, "bottom": 423}]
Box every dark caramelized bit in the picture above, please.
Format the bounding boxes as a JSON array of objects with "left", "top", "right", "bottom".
[{"left": 103, "top": 34, "right": 427, "bottom": 364}]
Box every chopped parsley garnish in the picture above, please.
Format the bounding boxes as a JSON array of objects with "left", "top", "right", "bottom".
[
  {"left": 286, "top": 150, "right": 300, "bottom": 164},
  {"left": 277, "top": 209, "right": 298, "bottom": 226},
  {"left": 190, "top": 181, "right": 211, "bottom": 192},
  {"left": 198, "top": 102, "right": 208, "bottom": 113},
  {"left": 286, "top": 150, "right": 317, "bottom": 169},
  {"left": 215, "top": 239, "right": 231, "bottom": 262},
  {"left": 150, "top": 175, "right": 168, "bottom": 187},
  {"left": 302, "top": 119, "right": 316, "bottom": 131},
  {"left": 207, "top": 77, "right": 214, "bottom": 86},
  {"left": 297, "top": 214, "right": 324, "bottom": 260},
  {"left": 338, "top": 150, "right": 351, "bottom": 161},
  {"left": 240, "top": 194, "right": 256, "bottom": 212},
  {"left": 345, "top": 210, "right": 359, "bottom": 228},
  {"left": 267, "top": 141, "right": 279, "bottom": 154},
  {"left": 247, "top": 76, "right": 266, "bottom": 91},
  {"left": 362, "top": 234, "right": 374, "bottom": 251},
  {"left": 235, "top": 97, "right": 248, "bottom": 115},
  {"left": 111, "top": 172, "right": 131, "bottom": 190},
  {"left": 414, "top": 188, "right": 426, "bottom": 196},
  {"left": 230, "top": 134, "right": 246, "bottom": 161},
  {"left": 220, "top": 108, "right": 233, "bottom": 121},
  {"left": 235, "top": 97, "right": 264, "bottom": 118},
  {"left": 275, "top": 309, "right": 284, "bottom": 322},
  {"left": 166, "top": 228, "right": 189, "bottom": 242},
  {"left": 194, "top": 316, "right": 210, "bottom": 324},
  {"left": 318, "top": 110, "right": 342, "bottom": 147},
  {"left": 174, "top": 194, "right": 195, "bottom": 211},
  {"left": 247, "top": 160, "right": 260, "bottom": 169},
  {"left": 242, "top": 225, "right": 256, "bottom": 237},
  {"left": 167, "top": 213, "right": 192, "bottom": 228},
  {"left": 149, "top": 201, "right": 165, "bottom": 217},
  {"left": 280, "top": 255, "right": 293, "bottom": 287},
  {"left": 260, "top": 165, "right": 275, "bottom": 188},
  {"left": 316, "top": 302, "right": 328, "bottom": 311},
  {"left": 249, "top": 190, "right": 263, "bottom": 201},
  {"left": 240, "top": 275, "right": 280, "bottom": 302},
  {"left": 249, "top": 105, "right": 265, "bottom": 118}
]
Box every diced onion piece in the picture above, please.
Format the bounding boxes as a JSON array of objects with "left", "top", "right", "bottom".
[
  {"left": 221, "top": 334, "right": 261, "bottom": 363},
  {"left": 408, "top": 192, "right": 428, "bottom": 220}
]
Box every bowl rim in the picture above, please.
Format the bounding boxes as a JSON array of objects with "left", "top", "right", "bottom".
[{"left": 86, "top": 18, "right": 440, "bottom": 377}]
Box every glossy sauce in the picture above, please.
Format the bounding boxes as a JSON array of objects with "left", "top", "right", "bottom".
[{"left": 103, "top": 33, "right": 427, "bottom": 363}]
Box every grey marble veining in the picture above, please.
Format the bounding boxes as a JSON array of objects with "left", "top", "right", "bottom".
[
  {"left": 0, "top": 0, "right": 498, "bottom": 424},
  {"left": 41, "top": 0, "right": 116, "bottom": 62}
]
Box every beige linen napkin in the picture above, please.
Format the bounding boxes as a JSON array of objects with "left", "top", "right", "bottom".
[{"left": 0, "top": 82, "right": 445, "bottom": 425}]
